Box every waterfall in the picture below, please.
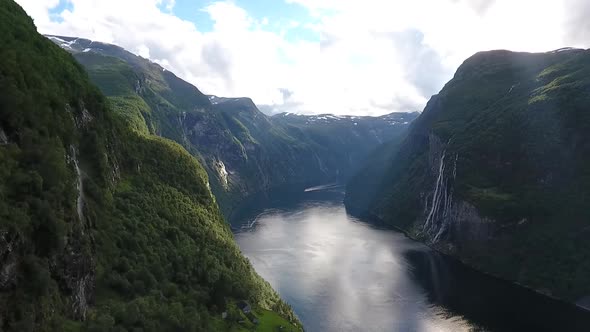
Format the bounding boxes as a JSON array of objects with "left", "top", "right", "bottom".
[
  {"left": 433, "top": 154, "right": 458, "bottom": 242},
  {"left": 0, "top": 127, "right": 7, "bottom": 145},
  {"left": 178, "top": 112, "right": 189, "bottom": 146},
  {"left": 423, "top": 149, "right": 446, "bottom": 235},
  {"left": 422, "top": 140, "right": 459, "bottom": 242},
  {"left": 70, "top": 146, "right": 85, "bottom": 224},
  {"left": 452, "top": 154, "right": 458, "bottom": 180}
]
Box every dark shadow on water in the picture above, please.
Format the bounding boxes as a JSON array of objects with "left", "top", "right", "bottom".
[{"left": 405, "top": 249, "right": 590, "bottom": 332}]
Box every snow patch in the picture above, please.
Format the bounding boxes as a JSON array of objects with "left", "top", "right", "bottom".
[
  {"left": 48, "top": 36, "right": 80, "bottom": 50},
  {"left": 47, "top": 36, "right": 66, "bottom": 44},
  {"left": 63, "top": 38, "right": 79, "bottom": 49}
]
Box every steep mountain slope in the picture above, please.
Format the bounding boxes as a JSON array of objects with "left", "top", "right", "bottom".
[
  {"left": 272, "top": 112, "right": 417, "bottom": 179},
  {"left": 46, "top": 35, "right": 417, "bottom": 219},
  {"left": 0, "top": 1, "right": 299, "bottom": 331},
  {"left": 346, "top": 48, "right": 590, "bottom": 303}
]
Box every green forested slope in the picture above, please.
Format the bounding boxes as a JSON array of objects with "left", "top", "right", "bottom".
[
  {"left": 346, "top": 48, "right": 590, "bottom": 302},
  {"left": 0, "top": 1, "right": 299, "bottom": 330}
]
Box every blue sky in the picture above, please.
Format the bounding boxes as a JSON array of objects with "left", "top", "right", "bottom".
[
  {"left": 173, "top": 0, "right": 321, "bottom": 42},
  {"left": 172, "top": 1, "right": 310, "bottom": 32},
  {"left": 47, "top": 0, "right": 72, "bottom": 22},
  {"left": 48, "top": 0, "right": 320, "bottom": 42}
]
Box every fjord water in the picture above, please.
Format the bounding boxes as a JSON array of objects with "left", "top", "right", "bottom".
[{"left": 233, "top": 187, "right": 590, "bottom": 332}]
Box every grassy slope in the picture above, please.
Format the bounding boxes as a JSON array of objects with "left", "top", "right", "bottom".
[
  {"left": 0, "top": 1, "right": 300, "bottom": 330},
  {"left": 213, "top": 304, "right": 297, "bottom": 332},
  {"left": 347, "top": 49, "right": 590, "bottom": 301}
]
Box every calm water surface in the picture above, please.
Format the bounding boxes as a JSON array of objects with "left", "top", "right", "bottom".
[{"left": 233, "top": 188, "right": 590, "bottom": 332}]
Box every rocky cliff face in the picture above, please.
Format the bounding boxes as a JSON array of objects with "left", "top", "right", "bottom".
[{"left": 346, "top": 48, "right": 590, "bottom": 303}]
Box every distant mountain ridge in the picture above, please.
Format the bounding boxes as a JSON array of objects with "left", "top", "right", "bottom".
[
  {"left": 273, "top": 111, "right": 415, "bottom": 126},
  {"left": 46, "top": 34, "right": 418, "bottom": 219}
]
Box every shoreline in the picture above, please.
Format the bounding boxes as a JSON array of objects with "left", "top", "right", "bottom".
[{"left": 343, "top": 203, "right": 590, "bottom": 314}]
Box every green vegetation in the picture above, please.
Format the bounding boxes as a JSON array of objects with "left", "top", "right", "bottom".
[
  {"left": 253, "top": 308, "right": 299, "bottom": 332},
  {"left": 212, "top": 303, "right": 298, "bottom": 332},
  {"left": 0, "top": 0, "right": 111, "bottom": 328},
  {"left": 85, "top": 133, "right": 300, "bottom": 332},
  {"left": 0, "top": 1, "right": 300, "bottom": 330},
  {"left": 346, "top": 49, "right": 590, "bottom": 301}
]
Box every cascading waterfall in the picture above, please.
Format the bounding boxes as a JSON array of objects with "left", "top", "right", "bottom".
[
  {"left": 422, "top": 142, "right": 459, "bottom": 243},
  {"left": 433, "top": 154, "right": 458, "bottom": 242},
  {"left": 70, "top": 146, "right": 85, "bottom": 225},
  {"left": 423, "top": 149, "right": 447, "bottom": 235},
  {"left": 178, "top": 111, "right": 189, "bottom": 146}
]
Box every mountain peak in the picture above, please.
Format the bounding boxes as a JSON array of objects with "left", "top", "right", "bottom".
[
  {"left": 455, "top": 48, "right": 588, "bottom": 81},
  {"left": 46, "top": 35, "right": 124, "bottom": 55}
]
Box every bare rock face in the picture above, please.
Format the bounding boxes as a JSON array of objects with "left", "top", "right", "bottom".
[
  {"left": 214, "top": 158, "right": 230, "bottom": 190},
  {"left": 75, "top": 101, "right": 94, "bottom": 129},
  {"left": 0, "top": 224, "right": 95, "bottom": 321},
  {"left": 0, "top": 231, "right": 19, "bottom": 290},
  {"left": 59, "top": 234, "right": 95, "bottom": 320},
  {"left": 449, "top": 200, "right": 495, "bottom": 244}
]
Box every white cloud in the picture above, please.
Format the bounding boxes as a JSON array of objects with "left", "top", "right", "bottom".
[
  {"left": 17, "top": 0, "right": 61, "bottom": 27},
  {"left": 157, "top": 0, "right": 175, "bottom": 11},
  {"left": 14, "top": 0, "right": 590, "bottom": 116}
]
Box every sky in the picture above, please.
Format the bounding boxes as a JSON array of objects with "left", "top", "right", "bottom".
[{"left": 15, "top": 0, "right": 590, "bottom": 116}]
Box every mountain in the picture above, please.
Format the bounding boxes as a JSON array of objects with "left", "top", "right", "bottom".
[
  {"left": 45, "top": 34, "right": 417, "bottom": 219},
  {"left": 346, "top": 48, "right": 590, "bottom": 303},
  {"left": 272, "top": 111, "right": 417, "bottom": 178},
  {"left": 0, "top": 1, "right": 299, "bottom": 330}
]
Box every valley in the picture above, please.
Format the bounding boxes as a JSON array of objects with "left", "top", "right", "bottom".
[
  {"left": 2, "top": 0, "right": 590, "bottom": 331},
  {"left": 46, "top": 33, "right": 418, "bottom": 219}
]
